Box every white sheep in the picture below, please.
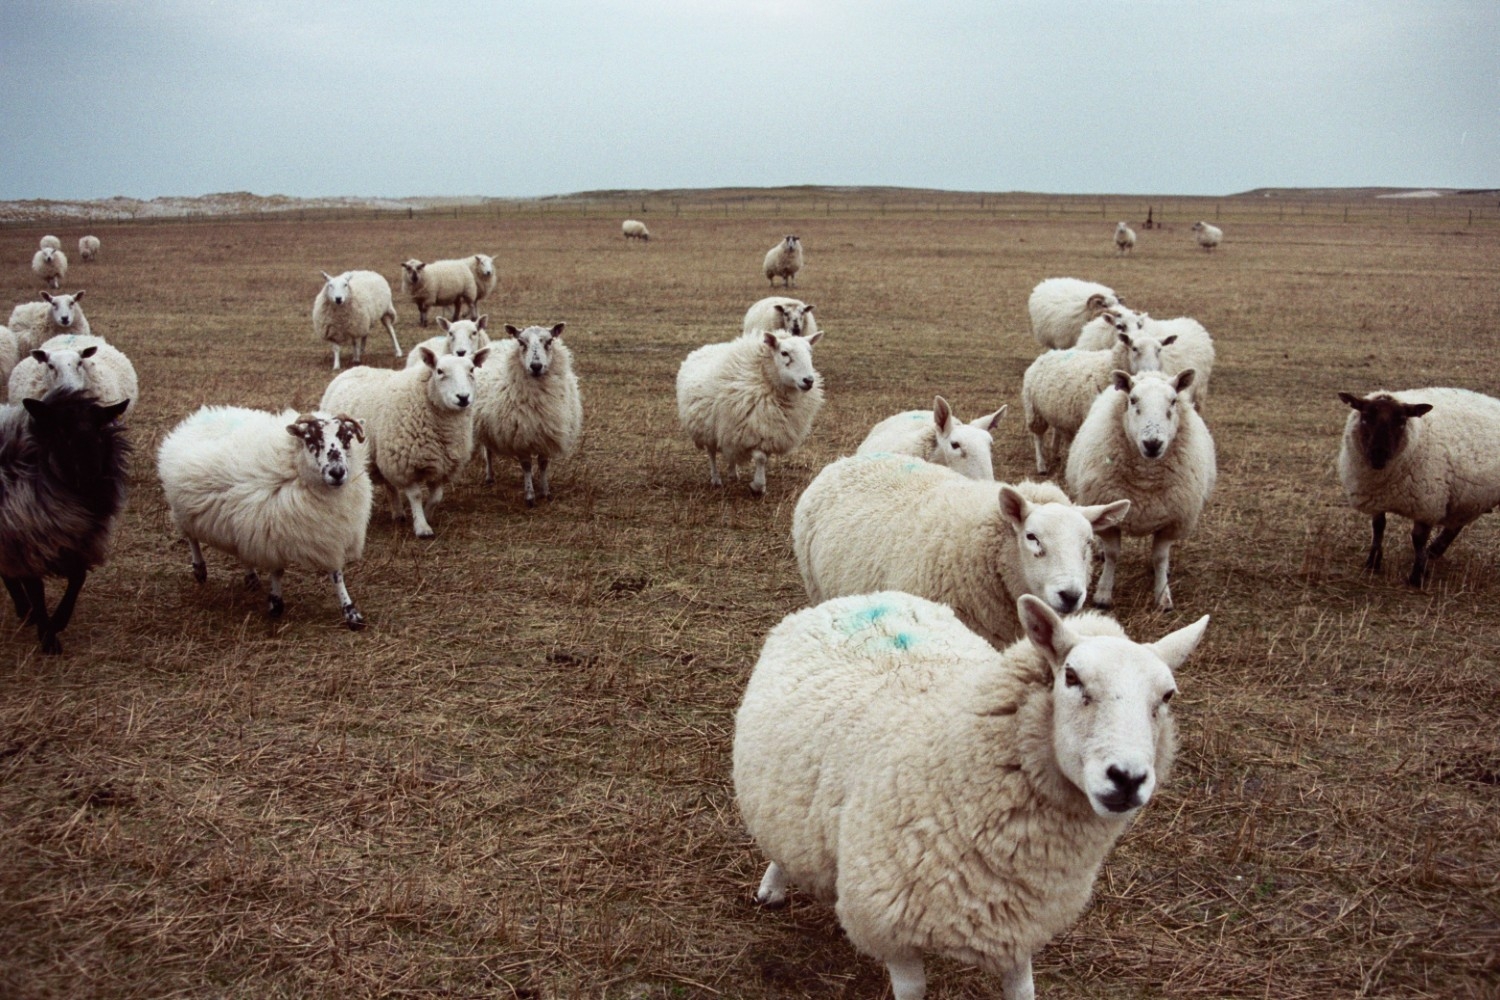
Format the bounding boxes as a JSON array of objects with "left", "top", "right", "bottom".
[
  {"left": 1021, "top": 329, "right": 1170, "bottom": 474},
  {"left": 158, "top": 407, "right": 372, "bottom": 628},
  {"left": 32, "top": 248, "right": 68, "bottom": 289},
  {"left": 1336, "top": 387, "right": 1500, "bottom": 586},
  {"left": 1192, "top": 221, "right": 1223, "bottom": 251},
  {"left": 741, "top": 296, "right": 819, "bottom": 339},
  {"left": 1078, "top": 311, "right": 1216, "bottom": 408},
  {"left": 399, "top": 257, "right": 478, "bottom": 328},
  {"left": 38, "top": 235, "right": 62, "bottom": 252},
  {"left": 1067, "top": 369, "right": 1217, "bottom": 611},
  {"left": 473, "top": 323, "right": 583, "bottom": 506},
  {"left": 405, "top": 316, "right": 491, "bottom": 367},
  {"left": 1114, "top": 221, "right": 1136, "bottom": 254},
  {"left": 1028, "top": 277, "right": 1122, "bottom": 350},
  {"left": 8, "top": 291, "right": 90, "bottom": 352},
  {"left": 78, "top": 235, "right": 101, "bottom": 261},
  {"left": 734, "top": 590, "right": 1207, "bottom": 1000},
  {"left": 792, "top": 454, "right": 1130, "bottom": 644},
  {"left": 467, "top": 254, "right": 497, "bottom": 318},
  {"left": 855, "top": 395, "right": 1007, "bottom": 481},
  {"left": 621, "top": 219, "right": 651, "bottom": 242},
  {"left": 320, "top": 345, "right": 488, "bottom": 539},
  {"left": 312, "top": 270, "right": 401, "bottom": 371},
  {"left": 1074, "top": 305, "right": 1148, "bottom": 351},
  {"left": 676, "top": 329, "right": 824, "bottom": 496},
  {"left": 8, "top": 334, "right": 139, "bottom": 416},
  {"left": 763, "top": 235, "right": 803, "bottom": 288}
]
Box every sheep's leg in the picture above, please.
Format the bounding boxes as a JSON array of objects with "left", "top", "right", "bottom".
[
  {"left": 1094, "top": 527, "right": 1122, "bottom": 609},
  {"left": 706, "top": 448, "right": 723, "bottom": 487},
  {"left": 536, "top": 455, "right": 551, "bottom": 501},
  {"left": 519, "top": 457, "right": 536, "bottom": 507},
  {"left": 406, "top": 486, "right": 435, "bottom": 538},
  {"left": 5, "top": 576, "right": 36, "bottom": 623},
  {"left": 418, "top": 304, "right": 430, "bottom": 328},
  {"left": 483, "top": 447, "right": 496, "bottom": 485},
  {"left": 352, "top": 337, "right": 364, "bottom": 366},
  {"left": 242, "top": 565, "right": 260, "bottom": 589},
  {"left": 1151, "top": 534, "right": 1176, "bottom": 611},
  {"left": 187, "top": 538, "right": 208, "bottom": 583},
  {"left": 1030, "top": 426, "right": 1049, "bottom": 475},
  {"left": 332, "top": 570, "right": 364, "bottom": 630},
  {"left": 383, "top": 314, "right": 401, "bottom": 358},
  {"left": 1364, "top": 512, "right": 1385, "bottom": 571},
  {"left": 885, "top": 956, "right": 927, "bottom": 1000},
  {"left": 428, "top": 484, "right": 445, "bottom": 510},
  {"left": 1408, "top": 521, "right": 1433, "bottom": 586},
  {"left": 21, "top": 577, "right": 60, "bottom": 655},
  {"left": 266, "top": 569, "right": 285, "bottom": 618},
  {"left": 1001, "top": 957, "right": 1036, "bottom": 1000},
  {"left": 330, "top": 344, "right": 342, "bottom": 371},
  {"left": 754, "top": 862, "right": 788, "bottom": 907},
  {"left": 385, "top": 483, "right": 405, "bottom": 521},
  {"left": 749, "top": 451, "right": 768, "bottom": 496},
  {"left": 48, "top": 570, "right": 88, "bottom": 634}
]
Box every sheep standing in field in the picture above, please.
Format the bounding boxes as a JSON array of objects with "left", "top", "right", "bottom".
[
  {"left": 32, "top": 247, "right": 68, "bottom": 289},
  {"left": 1074, "top": 305, "right": 1148, "bottom": 351},
  {"left": 473, "top": 323, "right": 583, "bottom": 506},
  {"left": 1078, "top": 311, "right": 1216, "bottom": 408},
  {"left": 734, "top": 590, "right": 1207, "bottom": 1000},
  {"left": 763, "top": 235, "right": 803, "bottom": 288},
  {"left": 856, "top": 395, "right": 1007, "bottom": 481},
  {"left": 406, "top": 316, "right": 491, "bottom": 367},
  {"left": 38, "top": 236, "right": 62, "bottom": 252},
  {"left": 9, "top": 335, "right": 139, "bottom": 417},
  {"left": 1114, "top": 221, "right": 1136, "bottom": 254},
  {"left": 1022, "top": 328, "right": 1171, "bottom": 474},
  {"left": 793, "top": 454, "right": 1130, "bottom": 644},
  {"left": 312, "top": 270, "right": 401, "bottom": 371},
  {"left": 158, "top": 407, "right": 372, "bottom": 628},
  {"left": 1028, "top": 277, "right": 1122, "bottom": 349},
  {"left": 467, "top": 254, "right": 497, "bottom": 318},
  {"left": 676, "top": 329, "right": 824, "bottom": 496},
  {"left": 0, "top": 387, "right": 130, "bottom": 655},
  {"left": 400, "top": 257, "right": 477, "bottom": 328},
  {"left": 320, "top": 345, "right": 488, "bottom": 539},
  {"left": 742, "top": 296, "right": 818, "bottom": 338},
  {"left": 1192, "top": 221, "right": 1223, "bottom": 251},
  {"left": 1336, "top": 387, "right": 1500, "bottom": 586},
  {"left": 622, "top": 219, "right": 651, "bottom": 242},
  {"left": 8, "top": 292, "right": 90, "bottom": 352},
  {"left": 1067, "top": 370, "right": 1216, "bottom": 611},
  {"left": 78, "top": 235, "right": 101, "bottom": 261}
]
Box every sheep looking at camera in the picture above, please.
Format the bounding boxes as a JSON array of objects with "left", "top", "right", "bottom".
[
  {"left": 763, "top": 235, "right": 804, "bottom": 288},
  {"left": 32, "top": 248, "right": 68, "bottom": 289},
  {"left": 9, "top": 335, "right": 139, "bottom": 417},
  {"left": 856, "top": 395, "right": 1007, "bottom": 481},
  {"left": 312, "top": 270, "right": 401, "bottom": 370},
  {"left": 78, "top": 236, "right": 101, "bottom": 261},
  {"left": 742, "top": 296, "right": 819, "bottom": 339},
  {"left": 1114, "top": 221, "right": 1136, "bottom": 254},
  {"left": 8, "top": 292, "right": 91, "bottom": 352}
]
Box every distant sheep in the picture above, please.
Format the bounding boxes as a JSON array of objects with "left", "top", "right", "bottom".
[
  {"left": 856, "top": 395, "right": 1007, "bottom": 481},
  {"left": 38, "top": 236, "right": 62, "bottom": 252},
  {"left": 399, "top": 258, "right": 477, "bottom": 328},
  {"left": 622, "top": 219, "right": 651, "bottom": 242},
  {"left": 312, "top": 270, "right": 401, "bottom": 371},
  {"left": 406, "top": 316, "right": 491, "bottom": 367},
  {"left": 734, "top": 590, "right": 1206, "bottom": 1000},
  {"left": 1115, "top": 221, "right": 1136, "bottom": 254},
  {"left": 473, "top": 323, "right": 583, "bottom": 506},
  {"left": 1192, "top": 221, "right": 1223, "bottom": 251},
  {"left": 676, "top": 329, "right": 824, "bottom": 496},
  {"left": 742, "top": 296, "right": 818, "bottom": 339},
  {"left": 1336, "top": 387, "right": 1500, "bottom": 586},
  {"left": 7, "top": 292, "right": 90, "bottom": 353},
  {"left": 763, "top": 235, "right": 803, "bottom": 288},
  {"left": 1028, "top": 277, "right": 1122, "bottom": 349},
  {"left": 9, "top": 334, "right": 139, "bottom": 417},
  {"left": 78, "top": 235, "right": 101, "bottom": 261},
  {"left": 467, "top": 254, "right": 497, "bottom": 318},
  {"left": 32, "top": 248, "right": 68, "bottom": 289}
]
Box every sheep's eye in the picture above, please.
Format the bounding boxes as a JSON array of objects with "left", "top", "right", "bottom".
[
  {"left": 1064, "top": 667, "right": 1082, "bottom": 688},
  {"left": 1162, "top": 690, "right": 1175, "bottom": 704},
  {"left": 949, "top": 442, "right": 960, "bottom": 451},
  {"left": 1025, "top": 532, "right": 1038, "bottom": 543}
]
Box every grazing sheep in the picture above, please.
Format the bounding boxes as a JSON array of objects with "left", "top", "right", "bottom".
[
  {"left": 473, "top": 323, "right": 583, "bottom": 506},
  {"left": 406, "top": 316, "right": 491, "bottom": 367},
  {"left": 1028, "top": 277, "right": 1122, "bottom": 349},
  {"left": 399, "top": 258, "right": 478, "bottom": 328},
  {"left": 312, "top": 270, "right": 401, "bottom": 371},
  {"left": 1067, "top": 370, "right": 1217, "bottom": 611},
  {"left": 856, "top": 395, "right": 1007, "bottom": 481},
  {"left": 1114, "top": 221, "right": 1136, "bottom": 254},
  {"left": 9, "top": 335, "right": 139, "bottom": 417},
  {"left": 38, "top": 235, "right": 62, "bottom": 252},
  {"left": 793, "top": 454, "right": 1130, "bottom": 644},
  {"left": 1022, "top": 329, "right": 1171, "bottom": 474},
  {"left": 158, "top": 406, "right": 372, "bottom": 628},
  {"left": 622, "top": 219, "right": 651, "bottom": 242},
  {"left": 763, "top": 235, "right": 804, "bottom": 288},
  {"left": 1336, "top": 387, "right": 1500, "bottom": 586},
  {"left": 1192, "top": 221, "right": 1223, "bottom": 251},
  {"left": 32, "top": 247, "right": 68, "bottom": 289},
  {"left": 78, "top": 235, "right": 101, "bottom": 261},
  {"left": 0, "top": 387, "right": 131, "bottom": 655},
  {"left": 734, "top": 590, "right": 1207, "bottom": 1000},
  {"left": 8, "top": 291, "right": 91, "bottom": 351},
  {"left": 467, "top": 254, "right": 497, "bottom": 318},
  {"left": 676, "top": 329, "right": 824, "bottom": 496},
  {"left": 742, "top": 296, "right": 819, "bottom": 339},
  {"left": 320, "top": 345, "right": 488, "bottom": 539}
]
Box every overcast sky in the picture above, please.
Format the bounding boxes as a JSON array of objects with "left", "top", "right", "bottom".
[{"left": 3, "top": 0, "right": 1496, "bottom": 201}]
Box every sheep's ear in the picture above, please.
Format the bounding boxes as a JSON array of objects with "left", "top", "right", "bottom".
[
  {"left": 1117, "top": 331, "right": 1133, "bottom": 348},
  {"left": 30, "top": 349, "right": 49, "bottom": 363},
  {"left": 1017, "top": 595, "right": 1077, "bottom": 671},
  {"left": 321, "top": 271, "right": 335, "bottom": 283},
  {"left": 1111, "top": 369, "right": 1133, "bottom": 393},
  {"left": 974, "top": 404, "right": 1007, "bottom": 431},
  {"left": 1403, "top": 402, "right": 1433, "bottom": 419},
  {"left": 418, "top": 346, "right": 438, "bottom": 369},
  {"left": 803, "top": 304, "right": 814, "bottom": 314},
  {"left": 471, "top": 346, "right": 491, "bottom": 369},
  {"left": 774, "top": 304, "right": 788, "bottom": 319},
  {"left": 41, "top": 292, "right": 54, "bottom": 304},
  {"left": 437, "top": 317, "right": 452, "bottom": 332},
  {"left": 96, "top": 399, "right": 129, "bottom": 424},
  {"left": 804, "top": 330, "right": 823, "bottom": 347},
  {"left": 932, "top": 395, "right": 953, "bottom": 432},
  {"left": 80, "top": 346, "right": 97, "bottom": 359},
  {"left": 1173, "top": 369, "right": 1196, "bottom": 394},
  {"left": 762, "top": 330, "right": 780, "bottom": 349},
  {"left": 1149, "top": 615, "right": 1210, "bottom": 670},
  {"left": 1337, "top": 392, "right": 1366, "bottom": 411},
  {"left": 286, "top": 417, "right": 315, "bottom": 442},
  {"left": 71, "top": 289, "right": 84, "bottom": 301},
  {"left": 550, "top": 322, "right": 566, "bottom": 338},
  {"left": 475, "top": 315, "right": 487, "bottom": 330},
  {"left": 505, "top": 324, "right": 522, "bottom": 339},
  {"left": 1081, "top": 498, "right": 1131, "bottom": 532},
  {"left": 1101, "top": 308, "right": 1121, "bottom": 323},
  {"left": 998, "top": 484, "right": 1029, "bottom": 529}
]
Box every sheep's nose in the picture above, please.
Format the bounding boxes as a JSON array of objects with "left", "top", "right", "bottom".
[
  {"left": 455, "top": 349, "right": 467, "bottom": 356},
  {"left": 1055, "top": 589, "right": 1082, "bottom": 613},
  {"left": 1142, "top": 438, "right": 1163, "bottom": 458},
  {"left": 530, "top": 362, "right": 543, "bottom": 375},
  {"left": 800, "top": 377, "right": 814, "bottom": 391},
  {"left": 1099, "top": 766, "right": 1148, "bottom": 812},
  {"left": 328, "top": 467, "right": 346, "bottom": 485},
  {"left": 455, "top": 395, "right": 470, "bottom": 408}
]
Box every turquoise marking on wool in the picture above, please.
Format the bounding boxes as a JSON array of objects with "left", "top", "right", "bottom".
[{"left": 890, "top": 632, "right": 915, "bottom": 650}]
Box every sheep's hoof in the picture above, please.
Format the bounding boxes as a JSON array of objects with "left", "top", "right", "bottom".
[
  {"left": 243, "top": 570, "right": 260, "bottom": 590},
  {"left": 415, "top": 528, "right": 436, "bottom": 540},
  {"left": 267, "top": 595, "right": 285, "bottom": 618},
  {"left": 753, "top": 891, "right": 788, "bottom": 910},
  {"left": 525, "top": 496, "right": 536, "bottom": 509},
  {"left": 40, "top": 634, "right": 63, "bottom": 655},
  {"left": 1092, "top": 597, "right": 1113, "bottom": 610},
  {"left": 191, "top": 562, "right": 207, "bottom": 584},
  {"left": 343, "top": 606, "right": 365, "bottom": 631}
]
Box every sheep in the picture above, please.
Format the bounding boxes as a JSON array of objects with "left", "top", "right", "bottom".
[
  {"left": 8, "top": 291, "right": 91, "bottom": 352},
  {"left": 320, "top": 345, "right": 488, "bottom": 539},
  {"left": 405, "top": 316, "right": 491, "bottom": 367},
  {"left": 763, "top": 235, "right": 804, "bottom": 288},
  {"left": 0, "top": 387, "right": 131, "bottom": 655},
  {"left": 1114, "top": 221, "right": 1136, "bottom": 254},
  {"left": 792, "top": 454, "right": 1131, "bottom": 644},
  {"left": 1336, "top": 387, "right": 1500, "bottom": 586},
  {"left": 78, "top": 235, "right": 101, "bottom": 261},
  {"left": 733, "top": 590, "right": 1208, "bottom": 1000},
  {"left": 0, "top": 327, "right": 20, "bottom": 391},
  {"left": 38, "top": 235, "right": 62, "bottom": 252},
  {"left": 1066, "top": 370, "right": 1217, "bottom": 611},
  {"left": 855, "top": 395, "right": 1008, "bottom": 481},
  {"left": 1078, "top": 311, "right": 1216, "bottom": 408},
  {"left": 1074, "top": 305, "right": 1148, "bottom": 351},
  {"left": 742, "top": 296, "right": 818, "bottom": 339},
  {"left": 1027, "top": 277, "right": 1122, "bottom": 349},
  {"left": 32, "top": 247, "right": 68, "bottom": 289},
  {"left": 157, "top": 406, "right": 372, "bottom": 628},
  {"left": 9, "top": 335, "right": 139, "bottom": 417},
  {"left": 399, "top": 258, "right": 477, "bottom": 328},
  {"left": 676, "top": 329, "right": 824, "bottom": 496},
  {"left": 467, "top": 254, "right": 497, "bottom": 318},
  {"left": 1021, "top": 328, "right": 1171, "bottom": 474},
  {"left": 1192, "top": 221, "right": 1223, "bottom": 251},
  {"left": 312, "top": 270, "right": 401, "bottom": 371},
  {"left": 473, "top": 323, "right": 583, "bottom": 506},
  {"left": 621, "top": 219, "right": 651, "bottom": 242}
]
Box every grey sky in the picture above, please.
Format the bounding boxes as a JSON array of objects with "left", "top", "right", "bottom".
[{"left": 3, "top": 0, "right": 1496, "bottom": 200}]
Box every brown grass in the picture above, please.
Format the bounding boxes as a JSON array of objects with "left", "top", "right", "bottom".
[{"left": 1, "top": 191, "right": 1497, "bottom": 999}]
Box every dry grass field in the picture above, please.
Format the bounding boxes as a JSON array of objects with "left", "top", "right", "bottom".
[{"left": 1, "top": 190, "right": 1497, "bottom": 999}]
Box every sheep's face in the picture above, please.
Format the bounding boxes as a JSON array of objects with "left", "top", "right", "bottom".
[
  {"left": 999, "top": 486, "right": 1130, "bottom": 616},
  {"left": 762, "top": 330, "right": 821, "bottom": 392},
  {"left": 1117, "top": 331, "right": 1168, "bottom": 374},
  {"left": 474, "top": 254, "right": 495, "bottom": 279},
  {"left": 400, "top": 260, "right": 426, "bottom": 292},
  {"left": 29, "top": 347, "right": 92, "bottom": 394},
  {"left": 287, "top": 412, "right": 365, "bottom": 488},
  {"left": 419, "top": 348, "right": 486, "bottom": 411},
  {"left": 38, "top": 248, "right": 56, "bottom": 265},
  {"left": 931, "top": 395, "right": 1004, "bottom": 481},
  {"left": 1338, "top": 392, "right": 1432, "bottom": 471},
  {"left": 42, "top": 292, "right": 83, "bottom": 328},
  {"left": 438, "top": 317, "right": 488, "bottom": 358},
  {"left": 506, "top": 323, "right": 565, "bottom": 378},
  {"left": 322, "top": 271, "right": 353, "bottom": 306},
  {"left": 772, "top": 302, "right": 815, "bottom": 337},
  {"left": 1115, "top": 369, "right": 1194, "bottom": 461}
]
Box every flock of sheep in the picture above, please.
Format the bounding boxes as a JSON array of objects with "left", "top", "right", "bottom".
[{"left": 2, "top": 218, "right": 1498, "bottom": 999}]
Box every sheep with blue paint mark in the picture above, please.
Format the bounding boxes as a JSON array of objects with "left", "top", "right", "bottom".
[{"left": 856, "top": 395, "right": 1007, "bottom": 480}]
